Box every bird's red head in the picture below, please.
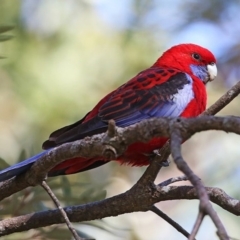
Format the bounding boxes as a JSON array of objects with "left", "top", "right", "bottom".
[{"left": 154, "top": 43, "right": 217, "bottom": 84}]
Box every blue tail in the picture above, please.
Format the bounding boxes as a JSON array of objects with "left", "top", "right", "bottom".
[{"left": 0, "top": 151, "right": 49, "bottom": 182}]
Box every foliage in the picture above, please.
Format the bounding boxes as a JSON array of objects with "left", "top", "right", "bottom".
[{"left": 0, "top": 25, "right": 14, "bottom": 58}]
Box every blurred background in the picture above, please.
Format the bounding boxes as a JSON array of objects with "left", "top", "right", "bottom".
[{"left": 0, "top": 0, "right": 240, "bottom": 239}]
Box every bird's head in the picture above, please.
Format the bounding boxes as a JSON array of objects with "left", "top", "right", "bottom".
[{"left": 154, "top": 43, "right": 217, "bottom": 84}]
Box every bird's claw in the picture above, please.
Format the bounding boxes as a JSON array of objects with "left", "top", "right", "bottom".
[
  {"left": 160, "top": 159, "right": 170, "bottom": 167},
  {"left": 146, "top": 150, "right": 171, "bottom": 167}
]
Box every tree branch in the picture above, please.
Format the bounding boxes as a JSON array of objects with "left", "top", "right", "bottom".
[
  {"left": 189, "top": 211, "right": 204, "bottom": 240},
  {"left": 150, "top": 205, "right": 194, "bottom": 239},
  {"left": 203, "top": 81, "right": 240, "bottom": 116},
  {"left": 158, "top": 175, "right": 189, "bottom": 187},
  {"left": 0, "top": 185, "right": 239, "bottom": 236},
  {"left": 1, "top": 115, "right": 240, "bottom": 202},
  {"left": 41, "top": 180, "right": 83, "bottom": 240}
]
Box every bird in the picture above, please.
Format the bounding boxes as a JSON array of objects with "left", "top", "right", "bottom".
[{"left": 0, "top": 43, "right": 217, "bottom": 182}]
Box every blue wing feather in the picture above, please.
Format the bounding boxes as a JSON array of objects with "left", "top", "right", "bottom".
[{"left": 0, "top": 151, "right": 49, "bottom": 182}]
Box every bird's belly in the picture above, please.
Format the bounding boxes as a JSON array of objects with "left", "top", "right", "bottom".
[{"left": 117, "top": 137, "right": 168, "bottom": 166}]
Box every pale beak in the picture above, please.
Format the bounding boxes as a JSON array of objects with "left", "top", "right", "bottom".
[{"left": 207, "top": 63, "right": 217, "bottom": 82}]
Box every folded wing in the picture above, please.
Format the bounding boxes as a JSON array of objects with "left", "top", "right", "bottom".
[{"left": 43, "top": 67, "right": 194, "bottom": 149}]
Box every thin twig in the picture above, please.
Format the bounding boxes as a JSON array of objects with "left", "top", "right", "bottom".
[
  {"left": 158, "top": 175, "right": 189, "bottom": 187},
  {"left": 189, "top": 211, "right": 204, "bottom": 240},
  {"left": 203, "top": 81, "right": 240, "bottom": 116},
  {"left": 12, "top": 188, "right": 31, "bottom": 216},
  {"left": 41, "top": 181, "right": 83, "bottom": 240},
  {"left": 150, "top": 205, "right": 194, "bottom": 239}
]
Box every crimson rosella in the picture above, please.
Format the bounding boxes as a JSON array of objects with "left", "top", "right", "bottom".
[{"left": 0, "top": 43, "right": 217, "bottom": 181}]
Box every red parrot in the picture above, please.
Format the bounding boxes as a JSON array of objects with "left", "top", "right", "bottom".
[{"left": 0, "top": 43, "right": 217, "bottom": 181}]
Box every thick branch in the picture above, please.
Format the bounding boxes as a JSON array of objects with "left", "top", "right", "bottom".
[
  {"left": 1, "top": 116, "right": 240, "bottom": 202},
  {"left": 0, "top": 185, "right": 239, "bottom": 236}
]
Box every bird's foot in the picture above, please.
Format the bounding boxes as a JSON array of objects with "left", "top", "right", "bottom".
[
  {"left": 148, "top": 150, "right": 170, "bottom": 167},
  {"left": 160, "top": 159, "right": 170, "bottom": 167}
]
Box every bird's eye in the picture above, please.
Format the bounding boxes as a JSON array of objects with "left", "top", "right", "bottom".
[
  {"left": 210, "top": 62, "right": 215, "bottom": 66},
  {"left": 192, "top": 53, "right": 201, "bottom": 60}
]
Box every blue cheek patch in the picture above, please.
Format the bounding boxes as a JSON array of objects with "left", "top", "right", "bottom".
[{"left": 190, "top": 64, "right": 208, "bottom": 82}]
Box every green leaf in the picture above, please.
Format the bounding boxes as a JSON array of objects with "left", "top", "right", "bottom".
[
  {"left": 79, "top": 185, "right": 107, "bottom": 203},
  {"left": 93, "top": 189, "right": 107, "bottom": 201},
  {"left": 0, "top": 25, "right": 14, "bottom": 34},
  {"left": 34, "top": 201, "right": 50, "bottom": 212},
  {"left": 0, "top": 35, "right": 14, "bottom": 42},
  {"left": 0, "top": 157, "right": 10, "bottom": 169},
  {"left": 17, "top": 149, "right": 27, "bottom": 163},
  {"left": 61, "top": 176, "right": 72, "bottom": 198},
  {"left": 40, "top": 227, "right": 72, "bottom": 240},
  {"left": 75, "top": 229, "right": 95, "bottom": 239}
]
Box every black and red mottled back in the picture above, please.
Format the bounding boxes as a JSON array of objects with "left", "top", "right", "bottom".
[{"left": 42, "top": 67, "right": 193, "bottom": 149}]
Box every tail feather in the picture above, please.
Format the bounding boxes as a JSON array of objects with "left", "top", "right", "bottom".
[
  {"left": 0, "top": 151, "right": 48, "bottom": 182},
  {"left": 0, "top": 151, "right": 109, "bottom": 182}
]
